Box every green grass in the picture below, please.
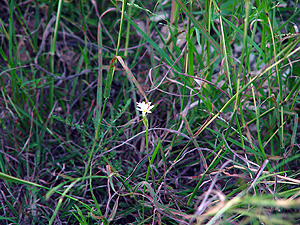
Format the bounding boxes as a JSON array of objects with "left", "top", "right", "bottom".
[{"left": 0, "top": 0, "right": 300, "bottom": 224}]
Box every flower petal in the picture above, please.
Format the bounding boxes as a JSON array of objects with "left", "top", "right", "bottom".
[{"left": 136, "top": 101, "right": 154, "bottom": 116}]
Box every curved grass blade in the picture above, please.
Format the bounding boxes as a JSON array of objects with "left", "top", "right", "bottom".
[{"left": 116, "top": 56, "right": 148, "bottom": 102}]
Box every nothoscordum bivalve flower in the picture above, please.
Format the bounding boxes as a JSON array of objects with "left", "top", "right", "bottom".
[{"left": 136, "top": 101, "right": 154, "bottom": 117}]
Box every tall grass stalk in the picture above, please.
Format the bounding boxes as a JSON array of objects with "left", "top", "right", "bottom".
[
  {"left": 49, "top": 0, "right": 63, "bottom": 124},
  {"left": 84, "top": 0, "right": 127, "bottom": 178}
]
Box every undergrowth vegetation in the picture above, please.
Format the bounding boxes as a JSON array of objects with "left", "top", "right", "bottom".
[{"left": 1, "top": 0, "right": 300, "bottom": 224}]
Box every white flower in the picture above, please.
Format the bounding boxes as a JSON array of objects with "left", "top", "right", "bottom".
[{"left": 136, "top": 101, "right": 154, "bottom": 117}]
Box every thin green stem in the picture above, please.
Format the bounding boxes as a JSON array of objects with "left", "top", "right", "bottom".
[
  {"left": 49, "top": 0, "right": 63, "bottom": 125},
  {"left": 142, "top": 116, "right": 149, "bottom": 223}
]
